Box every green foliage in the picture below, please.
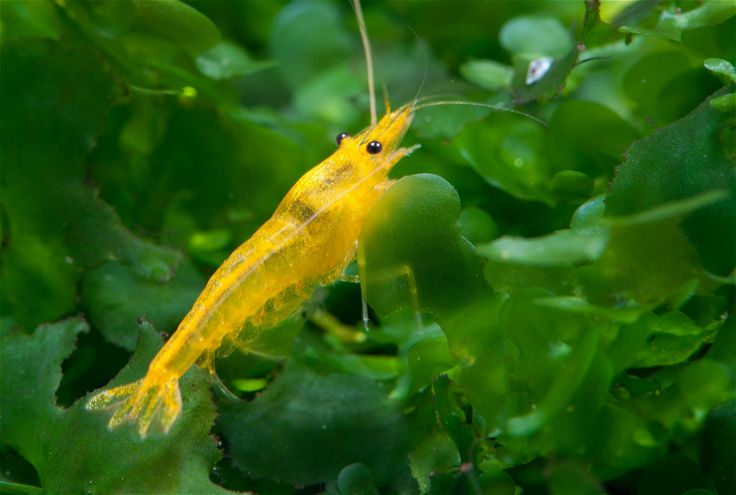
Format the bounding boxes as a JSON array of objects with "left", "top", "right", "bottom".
[
  {"left": 1, "top": 0, "right": 734, "bottom": 494},
  {"left": 218, "top": 363, "right": 408, "bottom": 486},
  {"left": 0, "top": 319, "right": 225, "bottom": 494}
]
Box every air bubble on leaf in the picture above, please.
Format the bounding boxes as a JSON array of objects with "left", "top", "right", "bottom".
[{"left": 526, "top": 56, "right": 554, "bottom": 85}]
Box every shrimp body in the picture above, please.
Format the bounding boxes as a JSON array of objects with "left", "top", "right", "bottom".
[{"left": 86, "top": 104, "right": 417, "bottom": 437}]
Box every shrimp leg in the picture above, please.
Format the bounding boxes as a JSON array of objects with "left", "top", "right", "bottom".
[
  {"left": 358, "top": 261, "right": 425, "bottom": 330},
  {"left": 86, "top": 367, "right": 182, "bottom": 437}
]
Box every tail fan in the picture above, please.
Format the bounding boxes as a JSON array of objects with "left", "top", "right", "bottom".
[{"left": 85, "top": 376, "right": 182, "bottom": 438}]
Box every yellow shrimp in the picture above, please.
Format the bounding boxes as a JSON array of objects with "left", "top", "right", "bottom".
[
  {"left": 86, "top": 97, "right": 420, "bottom": 437},
  {"left": 85, "top": 0, "right": 541, "bottom": 438}
]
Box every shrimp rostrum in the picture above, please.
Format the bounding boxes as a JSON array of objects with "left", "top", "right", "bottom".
[{"left": 86, "top": 103, "right": 418, "bottom": 437}]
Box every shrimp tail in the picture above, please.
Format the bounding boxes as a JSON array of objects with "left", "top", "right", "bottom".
[{"left": 85, "top": 375, "right": 182, "bottom": 438}]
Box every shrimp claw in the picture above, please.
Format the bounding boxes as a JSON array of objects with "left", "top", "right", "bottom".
[{"left": 85, "top": 375, "right": 182, "bottom": 438}]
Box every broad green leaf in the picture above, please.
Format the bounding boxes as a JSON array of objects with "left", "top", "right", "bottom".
[
  {"left": 82, "top": 261, "right": 203, "bottom": 350},
  {"left": 702, "top": 399, "right": 736, "bottom": 495},
  {"left": 218, "top": 364, "right": 408, "bottom": 485},
  {"left": 390, "top": 321, "right": 454, "bottom": 401},
  {"left": 500, "top": 16, "right": 572, "bottom": 58},
  {"left": 710, "top": 92, "right": 736, "bottom": 112},
  {"left": 457, "top": 206, "right": 499, "bottom": 244},
  {"left": 460, "top": 59, "right": 513, "bottom": 91},
  {"left": 587, "top": 402, "right": 664, "bottom": 480},
  {"left": 196, "top": 41, "right": 276, "bottom": 81},
  {"left": 130, "top": 0, "right": 220, "bottom": 55},
  {"left": 455, "top": 288, "right": 612, "bottom": 457},
  {"left": 607, "top": 89, "right": 736, "bottom": 275},
  {"left": 408, "top": 431, "right": 461, "bottom": 494},
  {"left": 456, "top": 115, "right": 553, "bottom": 204},
  {"left": 704, "top": 58, "right": 736, "bottom": 84},
  {"left": 294, "top": 64, "right": 363, "bottom": 124},
  {"left": 0, "top": 0, "right": 61, "bottom": 42},
  {"left": 358, "top": 174, "right": 502, "bottom": 362},
  {"left": 0, "top": 40, "right": 181, "bottom": 329},
  {"left": 619, "top": 1, "right": 736, "bottom": 41},
  {"left": 597, "top": 193, "right": 721, "bottom": 304},
  {"left": 545, "top": 99, "right": 639, "bottom": 176},
  {"left": 536, "top": 296, "right": 649, "bottom": 323},
  {"left": 479, "top": 227, "right": 609, "bottom": 267},
  {"left": 630, "top": 312, "right": 719, "bottom": 368},
  {"left": 269, "top": 2, "right": 353, "bottom": 90},
  {"left": 0, "top": 319, "right": 229, "bottom": 493},
  {"left": 599, "top": 0, "right": 656, "bottom": 27},
  {"left": 702, "top": 58, "right": 736, "bottom": 114},
  {"left": 503, "top": 293, "right": 602, "bottom": 437},
  {"left": 336, "top": 463, "right": 380, "bottom": 495},
  {"left": 621, "top": 49, "right": 697, "bottom": 124}
]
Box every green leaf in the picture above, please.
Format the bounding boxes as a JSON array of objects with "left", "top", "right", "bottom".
[
  {"left": 196, "top": 41, "right": 276, "bottom": 81},
  {"left": 621, "top": 49, "right": 695, "bottom": 124},
  {"left": 479, "top": 227, "right": 609, "bottom": 267},
  {"left": 536, "top": 296, "right": 649, "bottom": 324},
  {"left": 294, "top": 64, "right": 363, "bottom": 124},
  {"left": 704, "top": 58, "right": 736, "bottom": 84},
  {"left": 710, "top": 92, "right": 736, "bottom": 111},
  {"left": 457, "top": 207, "right": 499, "bottom": 245},
  {"left": 218, "top": 364, "right": 408, "bottom": 485},
  {"left": 1, "top": 40, "right": 181, "bottom": 329},
  {"left": 619, "top": 1, "right": 736, "bottom": 41},
  {"left": 500, "top": 16, "right": 573, "bottom": 58},
  {"left": 505, "top": 313, "right": 600, "bottom": 436},
  {"left": 546, "top": 100, "right": 639, "bottom": 175},
  {"left": 390, "top": 321, "right": 454, "bottom": 401},
  {"left": 597, "top": 195, "right": 718, "bottom": 304},
  {"left": 0, "top": 319, "right": 229, "bottom": 493},
  {"left": 702, "top": 399, "right": 736, "bottom": 495},
  {"left": 269, "top": 2, "right": 353, "bottom": 90},
  {"left": 607, "top": 89, "right": 736, "bottom": 275},
  {"left": 358, "top": 174, "right": 502, "bottom": 362},
  {"left": 408, "top": 431, "right": 461, "bottom": 494},
  {"left": 456, "top": 115, "right": 553, "bottom": 204},
  {"left": 0, "top": 0, "right": 62, "bottom": 42},
  {"left": 631, "top": 312, "right": 719, "bottom": 368},
  {"left": 130, "top": 0, "right": 220, "bottom": 55},
  {"left": 336, "top": 463, "right": 380, "bottom": 495},
  {"left": 82, "top": 262, "right": 203, "bottom": 350},
  {"left": 460, "top": 59, "right": 513, "bottom": 91}
]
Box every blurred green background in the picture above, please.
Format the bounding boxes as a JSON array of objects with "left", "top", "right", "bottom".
[{"left": 1, "top": 0, "right": 734, "bottom": 493}]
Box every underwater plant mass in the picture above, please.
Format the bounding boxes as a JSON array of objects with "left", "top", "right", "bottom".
[{"left": 1, "top": 1, "right": 734, "bottom": 493}]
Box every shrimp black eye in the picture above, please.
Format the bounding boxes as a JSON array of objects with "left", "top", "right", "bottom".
[
  {"left": 366, "top": 140, "right": 382, "bottom": 154},
  {"left": 336, "top": 132, "right": 349, "bottom": 146}
]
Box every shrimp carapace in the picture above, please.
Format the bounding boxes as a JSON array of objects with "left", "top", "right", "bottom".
[{"left": 85, "top": 103, "right": 418, "bottom": 438}]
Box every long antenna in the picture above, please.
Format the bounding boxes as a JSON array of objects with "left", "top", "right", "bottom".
[
  {"left": 415, "top": 100, "right": 548, "bottom": 127},
  {"left": 352, "top": 0, "right": 377, "bottom": 126}
]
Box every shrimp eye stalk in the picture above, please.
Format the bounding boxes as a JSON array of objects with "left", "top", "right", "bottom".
[
  {"left": 366, "top": 140, "right": 382, "bottom": 154},
  {"left": 336, "top": 132, "right": 350, "bottom": 146}
]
